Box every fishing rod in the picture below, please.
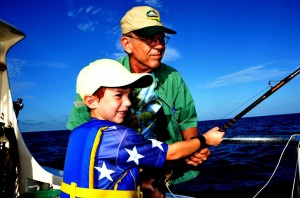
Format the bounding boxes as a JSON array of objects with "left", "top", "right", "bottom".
[{"left": 220, "top": 67, "right": 300, "bottom": 132}]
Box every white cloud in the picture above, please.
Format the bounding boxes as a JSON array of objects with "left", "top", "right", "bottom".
[
  {"left": 7, "top": 58, "right": 67, "bottom": 79},
  {"left": 67, "top": 3, "right": 102, "bottom": 32},
  {"left": 203, "top": 64, "right": 285, "bottom": 88},
  {"left": 92, "top": 8, "right": 101, "bottom": 15},
  {"left": 7, "top": 58, "right": 27, "bottom": 78},
  {"left": 135, "top": 0, "right": 162, "bottom": 8},
  {"left": 11, "top": 81, "right": 35, "bottom": 93},
  {"left": 85, "top": 5, "right": 94, "bottom": 14},
  {"left": 78, "top": 21, "right": 97, "bottom": 32},
  {"left": 163, "top": 47, "right": 180, "bottom": 62},
  {"left": 107, "top": 25, "right": 121, "bottom": 37},
  {"left": 113, "top": 42, "right": 126, "bottom": 59}
]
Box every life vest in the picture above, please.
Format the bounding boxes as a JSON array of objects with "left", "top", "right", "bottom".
[{"left": 60, "top": 120, "right": 142, "bottom": 198}]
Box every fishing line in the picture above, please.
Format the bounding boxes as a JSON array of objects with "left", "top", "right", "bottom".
[
  {"left": 208, "top": 80, "right": 278, "bottom": 133},
  {"left": 219, "top": 85, "right": 271, "bottom": 121},
  {"left": 165, "top": 182, "right": 177, "bottom": 198},
  {"left": 220, "top": 67, "right": 300, "bottom": 132},
  {"left": 214, "top": 79, "right": 281, "bottom": 129},
  {"left": 252, "top": 134, "right": 300, "bottom": 198},
  {"left": 291, "top": 140, "right": 300, "bottom": 198},
  {"left": 223, "top": 80, "right": 281, "bottom": 119}
]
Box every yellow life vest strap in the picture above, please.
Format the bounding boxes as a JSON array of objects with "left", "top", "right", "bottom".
[
  {"left": 89, "top": 126, "right": 108, "bottom": 188},
  {"left": 61, "top": 182, "right": 142, "bottom": 198}
]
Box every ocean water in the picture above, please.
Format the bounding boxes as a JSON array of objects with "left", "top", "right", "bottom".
[{"left": 21, "top": 113, "right": 300, "bottom": 198}]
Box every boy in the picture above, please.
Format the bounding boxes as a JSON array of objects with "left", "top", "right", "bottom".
[{"left": 61, "top": 59, "right": 224, "bottom": 198}]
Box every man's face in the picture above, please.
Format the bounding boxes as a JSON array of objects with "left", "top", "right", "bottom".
[{"left": 125, "top": 32, "right": 168, "bottom": 73}]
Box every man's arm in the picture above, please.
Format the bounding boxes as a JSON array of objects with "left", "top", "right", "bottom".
[
  {"left": 181, "top": 127, "right": 198, "bottom": 140},
  {"left": 181, "top": 127, "right": 211, "bottom": 166}
]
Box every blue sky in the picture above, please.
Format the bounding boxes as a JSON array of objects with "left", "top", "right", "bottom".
[{"left": 1, "top": 0, "right": 300, "bottom": 132}]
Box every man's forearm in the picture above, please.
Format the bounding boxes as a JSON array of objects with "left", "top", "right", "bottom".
[{"left": 181, "top": 127, "right": 198, "bottom": 140}]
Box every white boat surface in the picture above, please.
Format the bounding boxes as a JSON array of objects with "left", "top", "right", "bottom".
[{"left": 0, "top": 19, "right": 62, "bottom": 197}]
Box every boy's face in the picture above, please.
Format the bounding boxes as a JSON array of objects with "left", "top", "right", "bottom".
[{"left": 95, "top": 87, "right": 131, "bottom": 124}]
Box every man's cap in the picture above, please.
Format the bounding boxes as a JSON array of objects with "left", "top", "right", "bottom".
[
  {"left": 76, "top": 59, "right": 153, "bottom": 99},
  {"left": 121, "top": 6, "right": 176, "bottom": 37}
]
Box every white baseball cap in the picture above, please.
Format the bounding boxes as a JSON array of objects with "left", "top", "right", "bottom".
[{"left": 76, "top": 59, "right": 153, "bottom": 99}]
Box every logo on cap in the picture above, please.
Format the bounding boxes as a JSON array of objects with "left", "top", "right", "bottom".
[{"left": 146, "top": 10, "right": 160, "bottom": 22}]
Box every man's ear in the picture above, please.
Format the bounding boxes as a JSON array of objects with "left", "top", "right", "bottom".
[
  {"left": 83, "top": 95, "right": 98, "bottom": 109},
  {"left": 120, "top": 36, "right": 133, "bottom": 54}
]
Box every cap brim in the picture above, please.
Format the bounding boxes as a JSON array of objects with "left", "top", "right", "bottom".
[
  {"left": 104, "top": 73, "right": 154, "bottom": 89},
  {"left": 130, "top": 74, "right": 154, "bottom": 88},
  {"left": 133, "top": 26, "right": 176, "bottom": 37}
]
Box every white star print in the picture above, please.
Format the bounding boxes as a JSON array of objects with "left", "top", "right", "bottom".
[
  {"left": 94, "top": 162, "right": 115, "bottom": 181},
  {"left": 149, "top": 139, "right": 165, "bottom": 151},
  {"left": 125, "top": 146, "right": 144, "bottom": 165}
]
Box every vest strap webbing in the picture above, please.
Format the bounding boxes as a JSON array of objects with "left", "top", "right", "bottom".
[
  {"left": 89, "top": 126, "right": 108, "bottom": 188},
  {"left": 61, "top": 182, "right": 141, "bottom": 198}
]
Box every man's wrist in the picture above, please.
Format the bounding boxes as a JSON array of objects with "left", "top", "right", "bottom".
[{"left": 191, "top": 135, "right": 207, "bottom": 149}]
